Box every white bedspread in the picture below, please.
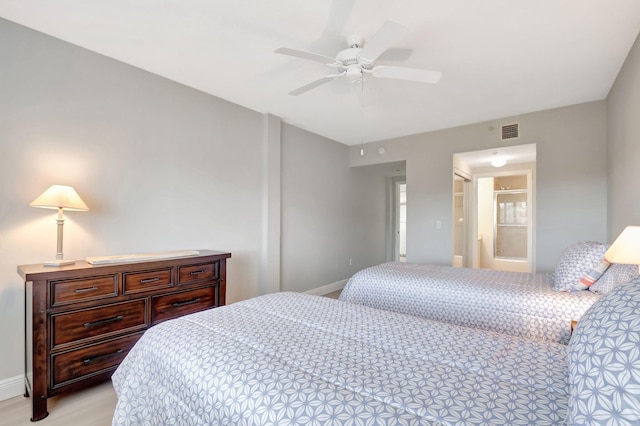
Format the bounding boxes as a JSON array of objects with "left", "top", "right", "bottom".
[
  {"left": 339, "top": 262, "right": 602, "bottom": 344},
  {"left": 112, "top": 292, "right": 568, "bottom": 425}
]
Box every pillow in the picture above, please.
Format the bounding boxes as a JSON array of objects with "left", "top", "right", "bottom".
[
  {"left": 553, "top": 241, "right": 609, "bottom": 291},
  {"left": 572, "top": 259, "right": 611, "bottom": 291},
  {"left": 590, "top": 263, "right": 640, "bottom": 294},
  {"left": 567, "top": 280, "right": 640, "bottom": 424}
]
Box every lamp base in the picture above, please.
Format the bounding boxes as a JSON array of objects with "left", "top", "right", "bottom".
[{"left": 43, "top": 259, "right": 76, "bottom": 267}]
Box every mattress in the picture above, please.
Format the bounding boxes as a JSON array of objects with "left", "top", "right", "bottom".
[
  {"left": 339, "top": 262, "right": 602, "bottom": 344},
  {"left": 112, "top": 292, "right": 569, "bottom": 425}
]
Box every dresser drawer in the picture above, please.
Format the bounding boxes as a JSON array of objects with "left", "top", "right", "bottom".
[
  {"left": 152, "top": 286, "right": 217, "bottom": 323},
  {"left": 123, "top": 268, "right": 173, "bottom": 294},
  {"left": 51, "top": 275, "right": 118, "bottom": 307},
  {"left": 178, "top": 262, "right": 218, "bottom": 285},
  {"left": 51, "top": 332, "right": 142, "bottom": 388},
  {"left": 51, "top": 299, "right": 148, "bottom": 349}
]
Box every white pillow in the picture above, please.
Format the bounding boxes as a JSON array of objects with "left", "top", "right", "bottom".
[
  {"left": 590, "top": 263, "right": 640, "bottom": 294},
  {"left": 553, "top": 241, "right": 608, "bottom": 291}
]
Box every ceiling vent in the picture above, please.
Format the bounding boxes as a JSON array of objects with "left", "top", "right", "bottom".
[{"left": 501, "top": 123, "right": 519, "bottom": 140}]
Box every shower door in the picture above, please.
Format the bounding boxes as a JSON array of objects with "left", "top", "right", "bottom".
[{"left": 494, "top": 190, "right": 528, "bottom": 259}]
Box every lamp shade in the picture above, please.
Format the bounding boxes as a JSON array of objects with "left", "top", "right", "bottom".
[
  {"left": 605, "top": 226, "right": 640, "bottom": 265},
  {"left": 30, "top": 185, "right": 89, "bottom": 211}
]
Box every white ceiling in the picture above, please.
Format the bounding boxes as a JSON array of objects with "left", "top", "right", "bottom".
[{"left": 2, "top": 1, "right": 639, "bottom": 145}]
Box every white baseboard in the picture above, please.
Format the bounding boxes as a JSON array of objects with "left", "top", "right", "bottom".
[
  {"left": 304, "top": 279, "right": 348, "bottom": 296},
  {"left": 0, "top": 374, "right": 25, "bottom": 402}
]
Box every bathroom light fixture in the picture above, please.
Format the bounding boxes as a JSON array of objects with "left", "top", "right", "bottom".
[
  {"left": 491, "top": 152, "right": 506, "bottom": 168},
  {"left": 491, "top": 158, "right": 506, "bottom": 167},
  {"left": 605, "top": 226, "right": 640, "bottom": 273},
  {"left": 30, "top": 185, "right": 89, "bottom": 266}
]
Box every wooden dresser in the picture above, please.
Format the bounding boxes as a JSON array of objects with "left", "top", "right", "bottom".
[{"left": 18, "top": 250, "right": 231, "bottom": 422}]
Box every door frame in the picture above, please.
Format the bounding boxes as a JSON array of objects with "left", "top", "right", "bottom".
[{"left": 452, "top": 171, "right": 473, "bottom": 268}]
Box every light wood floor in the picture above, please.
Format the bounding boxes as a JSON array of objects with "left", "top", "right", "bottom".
[
  {"left": 1, "top": 290, "right": 343, "bottom": 425},
  {"left": 2, "top": 381, "right": 116, "bottom": 425},
  {"left": 324, "top": 289, "right": 341, "bottom": 299}
]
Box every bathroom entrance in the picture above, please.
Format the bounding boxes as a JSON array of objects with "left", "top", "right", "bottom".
[{"left": 452, "top": 143, "right": 536, "bottom": 273}]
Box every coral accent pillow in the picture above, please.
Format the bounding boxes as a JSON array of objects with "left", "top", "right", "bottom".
[{"left": 572, "top": 259, "right": 610, "bottom": 291}]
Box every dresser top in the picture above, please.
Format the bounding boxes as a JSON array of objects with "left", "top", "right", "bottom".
[{"left": 18, "top": 250, "right": 231, "bottom": 280}]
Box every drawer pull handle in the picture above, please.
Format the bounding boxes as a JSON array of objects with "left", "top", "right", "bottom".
[
  {"left": 189, "top": 270, "right": 205, "bottom": 275},
  {"left": 74, "top": 286, "right": 99, "bottom": 293},
  {"left": 82, "top": 349, "right": 124, "bottom": 366},
  {"left": 140, "top": 277, "right": 160, "bottom": 284},
  {"left": 83, "top": 315, "right": 124, "bottom": 328},
  {"left": 172, "top": 297, "right": 201, "bottom": 307}
]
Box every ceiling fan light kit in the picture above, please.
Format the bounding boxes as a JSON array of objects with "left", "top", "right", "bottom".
[{"left": 274, "top": 20, "right": 442, "bottom": 96}]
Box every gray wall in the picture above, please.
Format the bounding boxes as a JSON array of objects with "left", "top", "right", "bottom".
[
  {"left": 0, "top": 18, "right": 264, "bottom": 387},
  {"left": 607, "top": 32, "right": 640, "bottom": 237},
  {"left": 350, "top": 101, "right": 608, "bottom": 272},
  {"left": 281, "top": 124, "right": 387, "bottom": 292},
  {"left": 0, "top": 19, "right": 382, "bottom": 394}
]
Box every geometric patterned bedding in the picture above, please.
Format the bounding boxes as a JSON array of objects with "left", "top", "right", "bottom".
[
  {"left": 567, "top": 280, "right": 640, "bottom": 424},
  {"left": 112, "top": 292, "right": 569, "bottom": 425},
  {"left": 339, "top": 262, "right": 602, "bottom": 344}
]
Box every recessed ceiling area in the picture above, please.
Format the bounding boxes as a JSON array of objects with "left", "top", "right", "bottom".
[
  {"left": 454, "top": 144, "right": 536, "bottom": 170},
  {"left": 1, "top": 1, "right": 639, "bottom": 145}
]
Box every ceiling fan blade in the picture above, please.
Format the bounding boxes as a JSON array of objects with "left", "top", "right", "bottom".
[
  {"left": 274, "top": 47, "right": 336, "bottom": 65},
  {"left": 323, "top": 0, "right": 355, "bottom": 40},
  {"left": 359, "top": 21, "right": 408, "bottom": 63},
  {"left": 372, "top": 65, "right": 442, "bottom": 84},
  {"left": 288, "top": 75, "right": 337, "bottom": 96},
  {"left": 378, "top": 47, "right": 413, "bottom": 62},
  {"left": 307, "top": 0, "right": 356, "bottom": 55}
]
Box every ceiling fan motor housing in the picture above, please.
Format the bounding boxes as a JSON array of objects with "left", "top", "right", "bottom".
[
  {"left": 337, "top": 47, "right": 362, "bottom": 66},
  {"left": 336, "top": 47, "right": 371, "bottom": 77}
]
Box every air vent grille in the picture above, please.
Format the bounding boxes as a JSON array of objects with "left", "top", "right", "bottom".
[{"left": 501, "top": 123, "right": 519, "bottom": 140}]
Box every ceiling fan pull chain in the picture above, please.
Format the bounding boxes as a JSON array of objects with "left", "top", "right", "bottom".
[{"left": 360, "top": 76, "right": 365, "bottom": 156}]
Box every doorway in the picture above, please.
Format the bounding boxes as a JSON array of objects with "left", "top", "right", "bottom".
[
  {"left": 394, "top": 180, "right": 407, "bottom": 262},
  {"left": 452, "top": 144, "right": 536, "bottom": 272}
]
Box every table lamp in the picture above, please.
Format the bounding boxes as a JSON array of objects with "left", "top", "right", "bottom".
[
  {"left": 605, "top": 226, "right": 640, "bottom": 274},
  {"left": 30, "top": 184, "right": 89, "bottom": 266}
]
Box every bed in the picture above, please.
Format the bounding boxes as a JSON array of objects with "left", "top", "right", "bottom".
[
  {"left": 112, "top": 292, "right": 569, "bottom": 425},
  {"left": 112, "top": 285, "right": 640, "bottom": 425},
  {"left": 338, "top": 262, "right": 601, "bottom": 344}
]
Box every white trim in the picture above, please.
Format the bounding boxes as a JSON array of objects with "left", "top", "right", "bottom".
[
  {"left": 304, "top": 279, "right": 348, "bottom": 296},
  {"left": 0, "top": 374, "right": 24, "bottom": 402}
]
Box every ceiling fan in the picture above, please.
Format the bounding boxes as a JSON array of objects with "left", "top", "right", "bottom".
[{"left": 274, "top": 21, "right": 442, "bottom": 96}]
